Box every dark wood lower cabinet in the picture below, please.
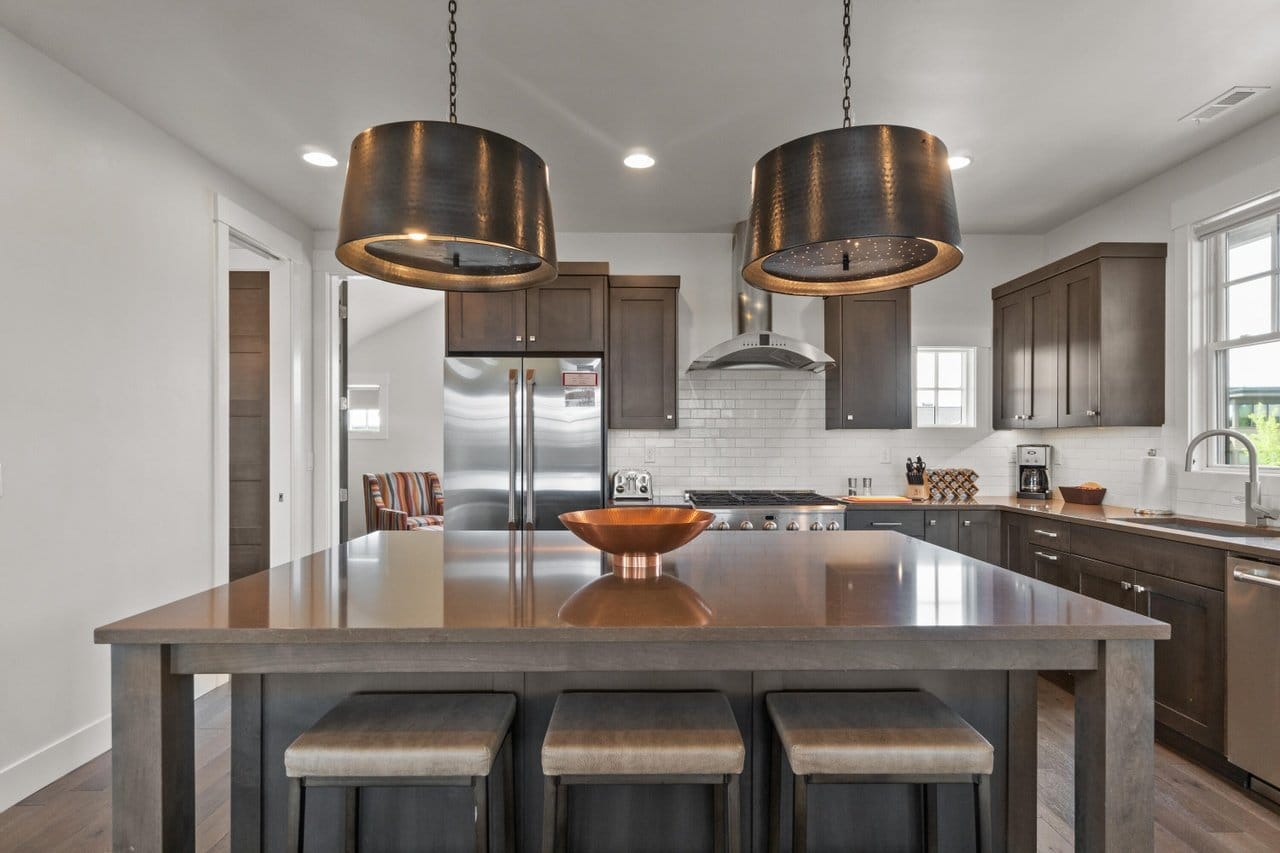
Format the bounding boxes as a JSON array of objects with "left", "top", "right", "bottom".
[
  {"left": 1031, "top": 547, "right": 1076, "bottom": 590},
  {"left": 1133, "top": 569, "right": 1225, "bottom": 752},
  {"left": 923, "top": 511, "right": 957, "bottom": 549},
  {"left": 956, "top": 510, "right": 1001, "bottom": 564},
  {"left": 1075, "top": 555, "right": 1136, "bottom": 611}
]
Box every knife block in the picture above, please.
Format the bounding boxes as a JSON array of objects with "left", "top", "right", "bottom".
[{"left": 905, "top": 478, "right": 930, "bottom": 502}]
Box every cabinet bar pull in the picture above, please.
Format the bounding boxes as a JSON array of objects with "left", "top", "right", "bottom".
[
  {"left": 1033, "top": 551, "right": 1059, "bottom": 562},
  {"left": 963, "top": 520, "right": 972, "bottom": 527},
  {"left": 928, "top": 519, "right": 937, "bottom": 526},
  {"left": 870, "top": 521, "right": 903, "bottom": 527},
  {"left": 1232, "top": 570, "right": 1280, "bottom": 590},
  {"left": 1032, "top": 529, "right": 1058, "bottom": 538}
]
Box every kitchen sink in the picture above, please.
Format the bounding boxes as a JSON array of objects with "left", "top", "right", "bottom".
[{"left": 1125, "top": 517, "right": 1280, "bottom": 539}]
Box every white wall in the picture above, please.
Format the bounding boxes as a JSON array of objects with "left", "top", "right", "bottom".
[
  {"left": 0, "top": 26, "right": 312, "bottom": 810},
  {"left": 345, "top": 300, "right": 446, "bottom": 538}
]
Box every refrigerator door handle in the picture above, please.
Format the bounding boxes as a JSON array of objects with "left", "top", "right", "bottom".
[
  {"left": 507, "top": 369, "right": 518, "bottom": 529},
  {"left": 525, "top": 368, "right": 536, "bottom": 529}
]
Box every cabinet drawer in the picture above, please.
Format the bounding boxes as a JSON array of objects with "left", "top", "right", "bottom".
[
  {"left": 1071, "top": 524, "right": 1224, "bottom": 590},
  {"left": 845, "top": 510, "right": 925, "bottom": 538},
  {"left": 1027, "top": 518, "right": 1071, "bottom": 549},
  {"left": 1031, "top": 546, "right": 1076, "bottom": 591}
]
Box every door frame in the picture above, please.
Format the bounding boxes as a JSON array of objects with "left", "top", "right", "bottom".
[{"left": 214, "top": 195, "right": 311, "bottom": 587}]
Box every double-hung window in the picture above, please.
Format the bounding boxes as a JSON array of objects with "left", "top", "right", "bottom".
[
  {"left": 1199, "top": 204, "right": 1280, "bottom": 467},
  {"left": 915, "top": 346, "right": 976, "bottom": 427}
]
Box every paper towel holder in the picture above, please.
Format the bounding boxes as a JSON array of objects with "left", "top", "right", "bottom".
[{"left": 1134, "top": 448, "right": 1176, "bottom": 516}]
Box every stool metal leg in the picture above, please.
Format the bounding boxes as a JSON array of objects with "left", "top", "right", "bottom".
[
  {"left": 287, "top": 777, "right": 305, "bottom": 853},
  {"left": 344, "top": 786, "right": 358, "bottom": 853},
  {"left": 713, "top": 781, "right": 726, "bottom": 853},
  {"left": 540, "top": 777, "right": 558, "bottom": 853},
  {"left": 473, "top": 774, "right": 490, "bottom": 853},
  {"left": 726, "top": 773, "right": 742, "bottom": 853},
  {"left": 768, "top": 735, "right": 781, "bottom": 853},
  {"left": 975, "top": 775, "right": 993, "bottom": 853},
  {"left": 920, "top": 783, "right": 938, "bottom": 853},
  {"left": 502, "top": 733, "right": 515, "bottom": 853},
  {"left": 792, "top": 773, "right": 808, "bottom": 853}
]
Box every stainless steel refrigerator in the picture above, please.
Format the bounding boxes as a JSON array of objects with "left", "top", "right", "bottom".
[{"left": 443, "top": 357, "right": 606, "bottom": 531}]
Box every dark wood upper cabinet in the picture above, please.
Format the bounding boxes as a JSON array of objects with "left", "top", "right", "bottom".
[
  {"left": 992, "top": 243, "right": 1165, "bottom": 429},
  {"left": 608, "top": 276, "right": 679, "bottom": 429},
  {"left": 526, "top": 275, "right": 606, "bottom": 353},
  {"left": 446, "top": 262, "right": 609, "bottom": 355},
  {"left": 825, "top": 289, "right": 911, "bottom": 429},
  {"left": 446, "top": 289, "right": 526, "bottom": 354}
]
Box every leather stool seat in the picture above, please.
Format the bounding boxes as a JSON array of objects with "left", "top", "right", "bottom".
[
  {"left": 766, "top": 690, "right": 993, "bottom": 776},
  {"left": 542, "top": 691, "right": 745, "bottom": 777},
  {"left": 286, "top": 693, "right": 516, "bottom": 779}
]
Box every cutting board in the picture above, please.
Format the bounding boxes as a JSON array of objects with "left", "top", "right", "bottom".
[{"left": 839, "top": 495, "right": 913, "bottom": 503}]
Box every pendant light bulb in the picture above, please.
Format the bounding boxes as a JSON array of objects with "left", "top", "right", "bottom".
[
  {"left": 742, "top": 0, "right": 961, "bottom": 296},
  {"left": 335, "top": 1, "right": 557, "bottom": 292}
]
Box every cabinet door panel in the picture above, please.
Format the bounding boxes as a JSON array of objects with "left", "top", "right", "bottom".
[
  {"left": 527, "top": 275, "right": 606, "bottom": 352},
  {"left": 1025, "top": 281, "right": 1060, "bottom": 428},
  {"left": 1075, "top": 555, "right": 1136, "bottom": 610},
  {"left": 956, "top": 510, "right": 1001, "bottom": 563},
  {"left": 446, "top": 291, "right": 526, "bottom": 353},
  {"left": 924, "top": 511, "right": 958, "bottom": 551},
  {"left": 1032, "top": 547, "right": 1076, "bottom": 590},
  {"left": 1134, "top": 570, "right": 1225, "bottom": 751},
  {"left": 992, "top": 293, "right": 1028, "bottom": 429},
  {"left": 1001, "top": 514, "right": 1032, "bottom": 575},
  {"left": 1058, "top": 265, "right": 1101, "bottom": 427},
  {"left": 608, "top": 287, "right": 677, "bottom": 429},
  {"left": 827, "top": 291, "right": 911, "bottom": 429}
]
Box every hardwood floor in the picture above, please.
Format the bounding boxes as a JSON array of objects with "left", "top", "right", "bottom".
[{"left": 2, "top": 679, "right": 1278, "bottom": 851}]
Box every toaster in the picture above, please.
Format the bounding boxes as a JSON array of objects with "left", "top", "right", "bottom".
[{"left": 611, "top": 469, "right": 654, "bottom": 502}]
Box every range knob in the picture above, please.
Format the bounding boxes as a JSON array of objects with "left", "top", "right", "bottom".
[
  {"left": 739, "top": 521, "right": 754, "bottom": 530},
  {"left": 809, "top": 522, "right": 824, "bottom": 531},
  {"left": 826, "top": 521, "right": 841, "bottom": 531},
  {"left": 762, "top": 520, "right": 778, "bottom": 530},
  {"left": 786, "top": 521, "right": 801, "bottom": 531},
  {"left": 715, "top": 521, "right": 730, "bottom": 530}
]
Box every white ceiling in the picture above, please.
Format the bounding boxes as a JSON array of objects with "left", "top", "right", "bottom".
[{"left": 4, "top": 1, "right": 1280, "bottom": 235}]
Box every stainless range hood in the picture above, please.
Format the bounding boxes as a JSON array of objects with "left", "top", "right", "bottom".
[{"left": 688, "top": 222, "right": 836, "bottom": 373}]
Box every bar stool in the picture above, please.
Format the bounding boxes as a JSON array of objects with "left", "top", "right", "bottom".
[
  {"left": 540, "top": 692, "right": 745, "bottom": 853},
  {"left": 766, "top": 691, "right": 993, "bottom": 853},
  {"left": 284, "top": 692, "right": 517, "bottom": 852}
]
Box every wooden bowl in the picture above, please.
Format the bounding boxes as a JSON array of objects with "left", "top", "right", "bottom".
[
  {"left": 559, "top": 507, "right": 715, "bottom": 577},
  {"left": 1059, "top": 486, "right": 1106, "bottom": 505}
]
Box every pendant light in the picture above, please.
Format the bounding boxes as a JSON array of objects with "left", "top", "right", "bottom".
[
  {"left": 742, "top": 0, "right": 962, "bottom": 296},
  {"left": 336, "top": 1, "right": 557, "bottom": 291}
]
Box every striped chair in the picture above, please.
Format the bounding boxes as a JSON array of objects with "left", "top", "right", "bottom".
[{"left": 363, "top": 472, "right": 445, "bottom": 532}]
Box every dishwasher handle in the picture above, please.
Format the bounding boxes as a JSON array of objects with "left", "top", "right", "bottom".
[{"left": 1233, "top": 569, "right": 1280, "bottom": 590}]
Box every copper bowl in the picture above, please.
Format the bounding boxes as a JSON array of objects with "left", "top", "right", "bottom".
[{"left": 558, "top": 507, "right": 715, "bottom": 577}]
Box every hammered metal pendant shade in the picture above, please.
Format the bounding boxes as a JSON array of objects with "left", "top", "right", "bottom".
[
  {"left": 743, "top": 124, "right": 962, "bottom": 296},
  {"left": 336, "top": 120, "right": 557, "bottom": 291}
]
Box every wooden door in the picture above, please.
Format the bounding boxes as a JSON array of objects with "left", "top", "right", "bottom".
[
  {"left": 826, "top": 290, "right": 911, "bottom": 428},
  {"left": 526, "top": 275, "right": 606, "bottom": 352},
  {"left": 1025, "top": 280, "right": 1060, "bottom": 428},
  {"left": 1058, "top": 264, "right": 1102, "bottom": 427},
  {"left": 446, "top": 290, "right": 527, "bottom": 353},
  {"left": 992, "top": 292, "right": 1028, "bottom": 428},
  {"left": 608, "top": 284, "right": 678, "bottom": 428},
  {"left": 924, "top": 511, "right": 958, "bottom": 550},
  {"left": 1134, "top": 570, "right": 1226, "bottom": 751},
  {"left": 1000, "top": 513, "right": 1031, "bottom": 575},
  {"left": 956, "top": 510, "right": 1001, "bottom": 563},
  {"left": 229, "top": 271, "right": 270, "bottom": 580}
]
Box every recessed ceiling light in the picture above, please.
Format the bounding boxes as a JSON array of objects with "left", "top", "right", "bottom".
[
  {"left": 623, "top": 152, "right": 655, "bottom": 169},
  {"left": 302, "top": 150, "right": 339, "bottom": 168},
  {"left": 947, "top": 155, "right": 972, "bottom": 170}
]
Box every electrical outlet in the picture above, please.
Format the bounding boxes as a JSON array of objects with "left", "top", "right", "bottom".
[
  {"left": 880, "top": 447, "right": 891, "bottom": 464},
  {"left": 644, "top": 445, "right": 657, "bottom": 465}
]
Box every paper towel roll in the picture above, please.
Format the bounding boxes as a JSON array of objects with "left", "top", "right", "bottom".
[{"left": 1138, "top": 455, "right": 1173, "bottom": 513}]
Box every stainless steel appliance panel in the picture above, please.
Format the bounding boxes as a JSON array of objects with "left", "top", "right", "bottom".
[
  {"left": 1227, "top": 556, "right": 1280, "bottom": 795},
  {"left": 525, "top": 357, "right": 605, "bottom": 530},
  {"left": 444, "top": 358, "right": 523, "bottom": 531}
]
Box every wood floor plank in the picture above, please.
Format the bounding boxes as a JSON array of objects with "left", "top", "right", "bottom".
[{"left": 3, "top": 678, "right": 1278, "bottom": 852}]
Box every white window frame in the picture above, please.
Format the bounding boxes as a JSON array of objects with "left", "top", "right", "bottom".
[
  {"left": 913, "top": 346, "right": 977, "bottom": 429},
  {"left": 1194, "top": 193, "right": 1280, "bottom": 470},
  {"left": 347, "top": 372, "right": 390, "bottom": 440}
]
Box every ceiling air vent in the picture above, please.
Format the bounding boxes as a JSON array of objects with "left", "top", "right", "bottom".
[{"left": 1180, "top": 86, "right": 1270, "bottom": 124}]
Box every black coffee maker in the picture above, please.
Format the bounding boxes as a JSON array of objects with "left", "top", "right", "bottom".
[{"left": 1016, "top": 444, "right": 1052, "bottom": 500}]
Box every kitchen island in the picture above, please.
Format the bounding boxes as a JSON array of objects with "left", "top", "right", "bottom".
[{"left": 96, "top": 530, "right": 1167, "bottom": 852}]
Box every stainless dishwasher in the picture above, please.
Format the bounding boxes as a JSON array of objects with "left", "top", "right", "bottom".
[{"left": 1227, "top": 555, "right": 1280, "bottom": 803}]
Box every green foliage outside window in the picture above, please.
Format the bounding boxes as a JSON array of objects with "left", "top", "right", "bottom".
[{"left": 1249, "top": 412, "right": 1280, "bottom": 467}]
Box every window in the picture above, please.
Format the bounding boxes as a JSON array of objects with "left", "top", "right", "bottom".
[
  {"left": 347, "top": 375, "right": 388, "bottom": 439},
  {"left": 1200, "top": 207, "right": 1280, "bottom": 467},
  {"left": 915, "top": 347, "right": 976, "bottom": 427}
]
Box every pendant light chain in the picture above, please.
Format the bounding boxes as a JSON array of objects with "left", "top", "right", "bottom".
[
  {"left": 841, "top": 0, "right": 852, "bottom": 127},
  {"left": 448, "top": 0, "right": 458, "bottom": 123}
]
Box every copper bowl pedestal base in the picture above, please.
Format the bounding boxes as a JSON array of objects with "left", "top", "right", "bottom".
[{"left": 613, "top": 553, "right": 664, "bottom": 579}]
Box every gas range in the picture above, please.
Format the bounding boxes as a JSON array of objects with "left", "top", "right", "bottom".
[{"left": 684, "top": 490, "right": 844, "bottom": 531}]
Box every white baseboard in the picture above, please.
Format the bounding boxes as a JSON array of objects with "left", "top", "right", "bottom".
[
  {"left": 0, "top": 714, "right": 111, "bottom": 813},
  {"left": 0, "top": 675, "right": 229, "bottom": 812}
]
